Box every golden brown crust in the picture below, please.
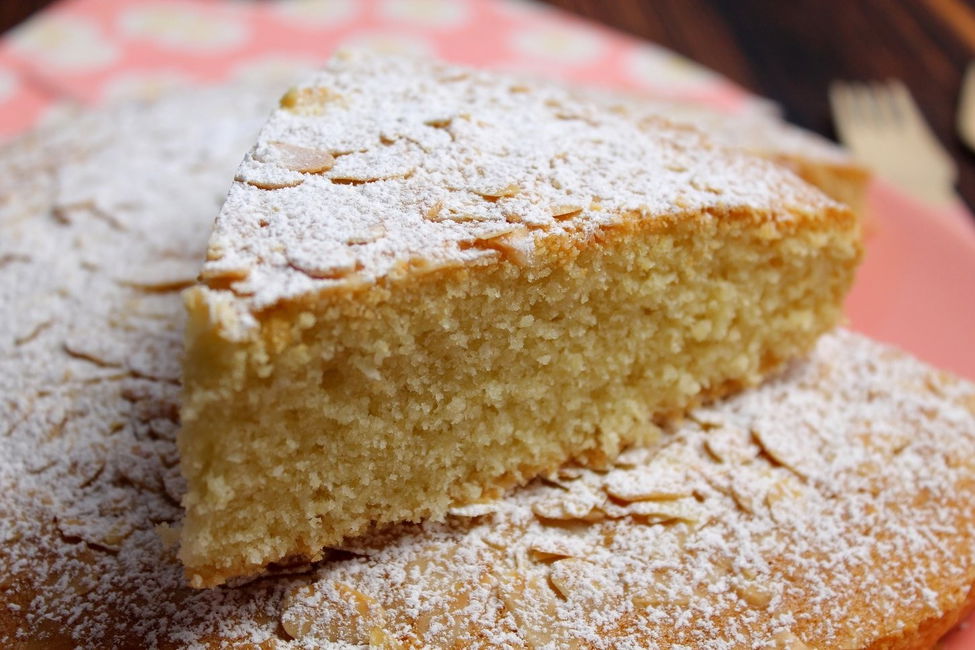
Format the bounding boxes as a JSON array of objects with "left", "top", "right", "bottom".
[
  {"left": 776, "top": 153, "right": 871, "bottom": 220},
  {"left": 864, "top": 581, "right": 975, "bottom": 649},
  {"left": 236, "top": 198, "right": 859, "bottom": 350}
]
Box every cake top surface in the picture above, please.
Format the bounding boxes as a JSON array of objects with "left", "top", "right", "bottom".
[
  {"left": 201, "top": 52, "right": 838, "bottom": 323},
  {"left": 610, "top": 97, "right": 858, "bottom": 167},
  {"left": 2, "top": 80, "right": 972, "bottom": 650}
]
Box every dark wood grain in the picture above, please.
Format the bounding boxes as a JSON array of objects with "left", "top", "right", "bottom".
[
  {"left": 546, "top": 0, "right": 975, "bottom": 211},
  {"left": 0, "top": 0, "right": 56, "bottom": 35}
]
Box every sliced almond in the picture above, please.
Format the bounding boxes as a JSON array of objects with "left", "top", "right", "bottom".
[
  {"left": 548, "top": 558, "right": 611, "bottom": 607},
  {"left": 234, "top": 173, "right": 304, "bottom": 191},
  {"left": 752, "top": 425, "right": 821, "bottom": 480},
  {"left": 199, "top": 264, "right": 250, "bottom": 290},
  {"left": 117, "top": 258, "right": 199, "bottom": 293},
  {"left": 281, "top": 581, "right": 387, "bottom": 644},
  {"left": 772, "top": 630, "right": 811, "bottom": 650},
  {"left": 448, "top": 502, "right": 500, "bottom": 518},
  {"left": 266, "top": 142, "right": 335, "bottom": 174},
  {"left": 286, "top": 243, "right": 358, "bottom": 280},
  {"left": 473, "top": 183, "right": 520, "bottom": 201},
  {"left": 527, "top": 536, "right": 585, "bottom": 562},
  {"left": 624, "top": 497, "right": 703, "bottom": 525},
  {"left": 736, "top": 581, "right": 773, "bottom": 608},
  {"left": 344, "top": 224, "right": 386, "bottom": 245},
  {"left": 550, "top": 204, "right": 583, "bottom": 220},
  {"left": 279, "top": 86, "right": 344, "bottom": 115},
  {"left": 493, "top": 569, "right": 574, "bottom": 649},
  {"left": 604, "top": 470, "right": 691, "bottom": 503},
  {"left": 690, "top": 177, "right": 724, "bottom": 195},
  {"left": 531, "top": 491, "right": 603, "bottom": 521},
  {"left": 424, "top": 117, "right": 452, "bottom": 128},
  {"left": 459, "top": 228, "right": 533, "bottom": 266}
]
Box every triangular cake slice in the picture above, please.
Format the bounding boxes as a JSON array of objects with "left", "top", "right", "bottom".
[{"left": 178, "top": 52, "right": 861, "bottom": 587}]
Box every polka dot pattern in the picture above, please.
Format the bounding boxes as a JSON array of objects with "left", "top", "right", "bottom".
[
  {"left": 509, "top": 24, "right": 606, "bottom": 64},
  {"left": 379, "top": 0, "right": 471, "bottom": 29},
  {"left": 269, "top": 0, "right": 359, "bottom": 29},
  {"left": 8, "top": 14, "right": 119, "bottom": 71},
  {"left": 0, "top": 67, "right": 18, "bottom": 104},
  {"left": 118, "top": 3, "right": 247, "bottom": 52},
  {"left": 0, "top": 0, "right": 755, "bottom": 140}
]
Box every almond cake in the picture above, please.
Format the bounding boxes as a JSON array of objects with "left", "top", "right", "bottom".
[
  {"left": 178, "top": 53, "right": 862, "bottom": 587},
  {"left": 0, "top": 81, "right": 973, "bottom": 648}
]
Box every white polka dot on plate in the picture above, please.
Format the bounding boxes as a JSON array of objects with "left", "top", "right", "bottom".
[
  {"left": 232, "top": 56, "right": 322, "bottom": 88},
  {"left": 0, "top": 68, "right": 19, "bottom": 104},
  {"left": 492, "top": 0, "right": 556, "bottom": 19},
  {"left": 509, "top": 24, "right": 605, "bottom": 65},
  {"left": 379, "top": 0, "right": 471, "bottom": 29},
  {"left": 101, "top": 70, "right": 193, "bottom": 103},
  {"left": 118, "top": 3, "right": 247, "bottom": 53},
  {"left": 340, "top": 31, "right": 436, "bottom": 57},
  {"left": 625, "top": 43, "right": 719, "bottom": 92},
  {"left": 269, "top": 0, "right": 359, "bottom": 28},
  {"left": 9, "top": 14, "right": 119, "bottom": 71}
]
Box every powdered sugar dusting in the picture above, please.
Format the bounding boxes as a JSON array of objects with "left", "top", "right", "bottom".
[
  {"left": 582, "top": 90, "right": 858, "bottom": 168},
  {"left": 200, "top": 52, "right": 840, "bottom": 324},
  {"left": 1, "top": 78, "right": 974, "bottom": 648},
  {"left": 0, "top": 81, "right": 302, "bottom": 648}
]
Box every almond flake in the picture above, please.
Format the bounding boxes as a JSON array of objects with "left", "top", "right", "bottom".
[{"left": 264, "top": 142, "right": 335, "bottom": 174}]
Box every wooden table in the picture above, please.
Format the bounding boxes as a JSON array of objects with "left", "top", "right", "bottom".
[{"left": 4, "top": 0, "right": 975, "bottom": 211}]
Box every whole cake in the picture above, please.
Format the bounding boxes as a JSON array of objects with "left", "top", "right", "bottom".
[
  {"left": 0, "top": 81, "right": 973, "bottom": 649},
  {"left": 178, "top": 53, "right": 861, "bottom": 586}
]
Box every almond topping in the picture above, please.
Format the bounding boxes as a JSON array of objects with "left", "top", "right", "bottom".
[
  {"left": 279, "top": 86, "right": 344, "bottom": 115},
  {"left": 268, "top": 142, "right": 335, "bottom": 174},
  {"left": 550, "top": 204, "right": 583, "bottom": 220}
]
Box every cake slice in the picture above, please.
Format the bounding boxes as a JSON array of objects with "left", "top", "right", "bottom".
[{"left": 178, "top": 52, "right": 861, "bottom": 587}]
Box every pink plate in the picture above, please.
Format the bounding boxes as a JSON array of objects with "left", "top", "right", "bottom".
[{"left": 846, "top": 181, "right": 975, "bottom": 381}]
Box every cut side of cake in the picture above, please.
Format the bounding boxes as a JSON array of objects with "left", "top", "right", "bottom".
[{"left": 178, "top": 52, "right": 861, "bottom": 587}]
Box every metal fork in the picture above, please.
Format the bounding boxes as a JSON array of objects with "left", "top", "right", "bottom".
[{"left": 830, "top": 79, "right": 957, "bottom": 205}]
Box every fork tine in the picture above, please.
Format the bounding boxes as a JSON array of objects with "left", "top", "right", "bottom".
[
  {"left": 869, "top": 81, "right": 898, "bottom": 127},
  {"left": 887, "top": 80, "right": 929, "bottom": 133},
  {"left": 829, "top": 77, "right": 957, "bottom": 204},
  {"left": 829, "top": 82, "right": 858, "bottom": 146},
  {"left": 888, "top": 79, "right": 955, "bottom": 174},
  {"left": 857, "top": 82, "right": 883, "bottom": 127}
]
